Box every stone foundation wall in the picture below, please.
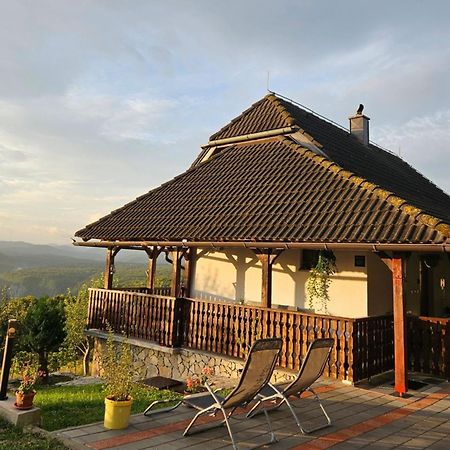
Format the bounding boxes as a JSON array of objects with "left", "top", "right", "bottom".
[{"left": 89, "top": 330, "right": 298, "bottom": 385}]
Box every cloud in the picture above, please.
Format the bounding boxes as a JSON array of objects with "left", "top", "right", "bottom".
[
  {"left": 374, "top": 109, "right": 450, "bottom": 194},
  {"left": 0, "top": 144, "right": 28, "bottom": 164},
  {"left": 64, "top": 88, "right": 178, "bottom": 141},
  {"left": 0, "top": 0, "right": 449, "bottom": 243}
]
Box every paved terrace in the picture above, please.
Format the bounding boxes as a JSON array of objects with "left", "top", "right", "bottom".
[{"left": 55, "top": 379, "right": 450, "bottom": 449}]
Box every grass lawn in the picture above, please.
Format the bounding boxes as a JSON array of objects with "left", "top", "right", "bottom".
[
  {"left": 0, "top": 418, "right": 67, "bottom": 450},
  {"left": 34, "top": 383, "right": 182, "bottom": 431}
]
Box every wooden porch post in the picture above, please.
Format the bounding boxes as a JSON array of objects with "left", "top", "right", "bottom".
[
  {"left": 182, "top": 247, "right": 196, "bottom": 298},
  {"left": 145, "top": 247, "right": 160, "bottom": 291},
  {"left": 255, "top": 250, "right": 282, "bottom": 308},
  {"left": 392, "top": 255, "right": 408, "bottom": 396},
  {"left": 104, "top": 247, "right": 120, "bottom": 289},
  {"left": 171, "top": 248, "right": 182, "bottom": 297}
]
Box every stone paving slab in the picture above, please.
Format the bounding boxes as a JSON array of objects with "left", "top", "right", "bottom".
[{"left": 54, "top": 378, "right": 450, "bottom": 449}]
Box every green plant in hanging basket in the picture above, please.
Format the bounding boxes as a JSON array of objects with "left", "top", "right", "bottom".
[{"left": 306, "top": 250, "right": 337, "bottom": 313}]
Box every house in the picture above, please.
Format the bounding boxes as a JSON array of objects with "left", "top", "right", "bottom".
[{"left": 75, "top": 93, "right": 450, "bottom": 395}]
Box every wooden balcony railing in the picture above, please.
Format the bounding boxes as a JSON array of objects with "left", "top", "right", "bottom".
[
  {"left": 407, "top": 316, "right": 450, "bottom": 378},
  {"left": 116, "top": 286, "right": 171, "bottom": 296},
  {"left": 182, "top": 297, "right": 355, "bottom": 381},
  {"left": 88, "top": 288, "right": 183, "bottom": 347},
  {"left": 352, "top": 315, "right": 394, "bottom": 381},
  {"left": 87, "top": 288, "right": 450, "bottom": 382}
]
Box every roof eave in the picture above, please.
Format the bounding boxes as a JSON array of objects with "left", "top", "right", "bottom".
[{"left": 72, "top": 239, "right": 450, "bottom": 253}]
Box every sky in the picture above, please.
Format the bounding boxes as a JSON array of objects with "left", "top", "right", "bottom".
[{"left": 0, "top": 0, "right": 449, "bottom": 245}]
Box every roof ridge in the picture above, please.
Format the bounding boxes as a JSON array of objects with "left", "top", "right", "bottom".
[
  {"left": 209, "top": 94, "right": 294, "bottom": 142},
  {"left": 282, "top": 137, "right": 450, "bottom": 239},
  {"left": 265, "top": 93, "right": 296, "bottom": 126},
  {"left": 268, "top": 95, "right": 324, "bottom": 149},
  {"left": 273, "top": 94, "right": 358, "bottom": 145},
  {"left": 271, "top": 91, "right": 352, "bottom": 134},
  {"left": 209, "top": 97, "right": 268, "bottom": 141}
]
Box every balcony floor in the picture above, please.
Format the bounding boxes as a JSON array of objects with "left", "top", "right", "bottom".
[{"left": 54, "top": 378, "right": 450, "bottom": 449}]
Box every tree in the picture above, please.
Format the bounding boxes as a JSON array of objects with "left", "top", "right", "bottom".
[
  {"left": 0, "top": 292, "right": 34, "bottom": 351},
  {"left": 21, "top": 296, "right": 66, "bottom": 380},
  {"left": 63, "top": 285, "right": 91, "bottom": 375},
  {"left": 61, "top": 277, "right": 103, "bottom": 376}
]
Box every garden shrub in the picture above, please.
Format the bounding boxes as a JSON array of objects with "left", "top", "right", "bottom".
[{"left": 20, "top": 296, "right": 66, "bottom": 380}]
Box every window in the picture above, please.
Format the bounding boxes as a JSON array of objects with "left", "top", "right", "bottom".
[{"left": 354, "top": 255, "right": 366, "bottom": 267}]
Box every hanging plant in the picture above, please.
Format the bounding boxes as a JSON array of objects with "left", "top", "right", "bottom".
[{"left": 306, "top": 250, "right": 337, "bottom": 313}]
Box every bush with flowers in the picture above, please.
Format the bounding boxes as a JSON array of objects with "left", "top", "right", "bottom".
[
  {"left": 185, "top": 366, "right": 214, "bottom": 394},
  {"left": 12, "top": 351, "right": 41, "bottom": 401}
]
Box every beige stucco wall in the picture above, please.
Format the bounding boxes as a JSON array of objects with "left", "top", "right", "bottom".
[
  {"left": 192, "top": 248, "right": 449, "bottom": 319},
  {"left": 192, "top": 248, "right": 369, "bottom": 318},
  {"left": 325, "top": 251, "right": 368, "bottom": 317},
  {"left": 367, "top": 252, "right": 393, "bottom": 316}
]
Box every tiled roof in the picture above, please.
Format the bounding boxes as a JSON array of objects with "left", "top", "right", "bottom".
[
  {"left": 209, "top": 94, "right": 450, "bottom": 224},
  {"left": 75, "top": 137, "right": 449, "bottom": 244}
]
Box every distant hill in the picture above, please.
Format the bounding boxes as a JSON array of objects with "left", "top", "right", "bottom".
[
  {"left": 0, "top": 241, "right": 169, "bottom": 298},
  {"left": 0, "top": 240, "right": 151, "bottom": 270}
]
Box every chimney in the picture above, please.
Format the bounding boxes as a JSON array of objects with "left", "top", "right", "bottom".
[{"left": 349, "top": 104, "right": 370, "bottom": 146}]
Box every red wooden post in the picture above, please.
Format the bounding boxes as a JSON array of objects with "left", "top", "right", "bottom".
[{"left": 392, "top": 255, "right": 408, "bottom": 396}]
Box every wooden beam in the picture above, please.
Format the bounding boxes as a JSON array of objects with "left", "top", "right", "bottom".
[
  {"left": 392, "top": 255, "right": 408, "bottom": 396},
  {"left": 377, "top": 251, "right": 393, "bottom": 271},
  {"left": 255, "top": 250, "right": 283, "bottom": 308},
  {"left": 104, "top": 248, "right": 113, "bottom": 289},
  {"left": 260, "top": 253, "right": 272, "bottom": 308},
  {"left": 104, "top": 247, "right": 121, "bottom": 289},
  {"left": 145, "top": 248, "right": 160, "bottom": 291},
  {"left": 182, "top": 247, "right": 196, "bottom": 298},
  {"left": 74, "top": 239, "right": 450, "bottom": 253},
  {"left": 170, "top": 249, "right": 182, "bottom": 297}
]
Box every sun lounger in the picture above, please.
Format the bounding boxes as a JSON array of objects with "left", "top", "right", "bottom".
[
  {"left": 183, "top": 337, "right": 282, "bottom": 450},
  {"left": 247, "top": 338, "right": 333, "bottom": 433}
]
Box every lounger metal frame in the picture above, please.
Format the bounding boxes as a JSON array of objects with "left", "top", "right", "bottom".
[{"left": 247, "top": 338, "right": 334, "bottom": 434}]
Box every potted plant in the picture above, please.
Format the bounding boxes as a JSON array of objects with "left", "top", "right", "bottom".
[
  {"left": 12, "top": 352, "right": 40, "bottom": 410},
  {"left": 100, "top": 330, "right": 136, "bottom": 429}
]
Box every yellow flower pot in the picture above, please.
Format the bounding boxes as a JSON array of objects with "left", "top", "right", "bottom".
[{"left": 104, "top": 396, "right": 133, "bottom": 429}]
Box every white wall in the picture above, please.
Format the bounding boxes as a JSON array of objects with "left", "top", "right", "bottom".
[
  {"left": 191, "top": 248, "right": 450, "bottom": 319},
  {"left": 192, "top": 248, "right": 369, "bottom": 318},
  {"left": 325, "top": 251, "right": 368, "bottom": 317}
]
